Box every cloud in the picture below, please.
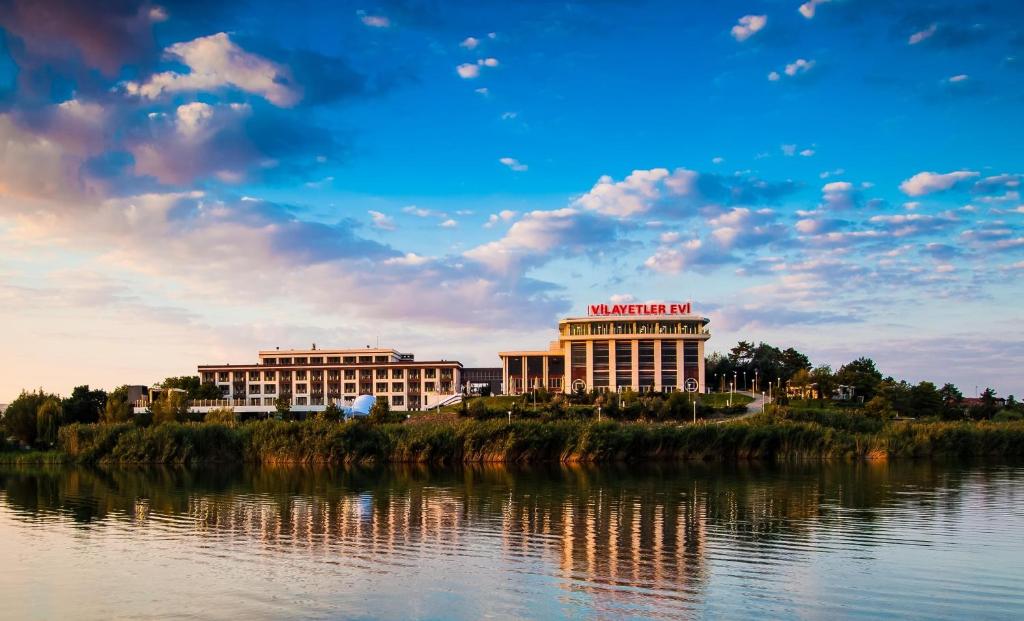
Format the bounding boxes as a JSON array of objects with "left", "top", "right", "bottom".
[
  {"left": 909, "top": 23, "right": 938, "bottom": 45},
  {"left": 358, "top": 13, "right": 391, "bottom": 28},
  {"left": 440, "top": 219, "right": 457, "bottom": 228},
  {"left": 820, "top": 181, "right": 861, "bottom": 210},
  {"left": 731, "top": 15, "right": 767, "bottom": 42},
  {"left": 800, "top": 148, "right": 815, "bottom": 157},
  {"left": 460, "top": 36, "right": 479, "bottom": 49},
  {"left": 899, "top": 170, "right": 980, "bottom": 196},
  {"left": 786, "top": 58, "right": 815, "bottom": 77},
  {"left": 484, "top": 210, "right": 517, "bottom": 228},
  {"left": 499, "top": 157, "right": 527, "bottom": 172},
  {"left": 643, "top": 208, "right": 786, "bottom": 274},
  {"left": 464, "top": 208, "right": 621, "bottom": 274},
  {"left": 368, "top": 210, "right": 396, "bottom": 231},
  {"left": 125, "top": 33, "right": 301, "bottom": 107},
  {"left": 456, "top": 57, "right": 499, "bottom": 79},
  {"left": 456, "top": 63, "right": 480, "bottom": 79},
  {"left": 571, "top": 167, "right": 797, "bottom": 220},
  {"left": 0, "top": 0, "right": 162, "bottom": 77},
  {"left": 798, "top": 0, "right": 831, "bottom": 19},
  {"left": 947, "top": 74, "right": 969, "bottom": 83}
]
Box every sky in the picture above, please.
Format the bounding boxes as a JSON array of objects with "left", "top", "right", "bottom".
[{"left": 0, "top": 0, "right": 1022, "bottom": 401}]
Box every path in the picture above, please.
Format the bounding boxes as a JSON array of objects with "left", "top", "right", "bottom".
[{"left": 716, "top": 390, "right": 770, "bottom": 423}]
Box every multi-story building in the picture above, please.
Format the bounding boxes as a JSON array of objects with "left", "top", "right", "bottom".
[
  {"left": 499, "top": 302, "right": 710, "bottom": 395},
  {"left": 192, "top": 346, "right": 461, "bottom": 414}
]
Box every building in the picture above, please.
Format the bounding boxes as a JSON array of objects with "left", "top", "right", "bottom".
[
  {"left": 461, "top": 367, "right": 502, "bottom": 396},
  {"left": 134, "top": 346, "right": 463, "bottom": 415},
  {"left": 499, "top": 302, "right": 710, "bottom": 395}
]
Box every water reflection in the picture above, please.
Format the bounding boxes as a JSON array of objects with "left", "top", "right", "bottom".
[{"left": 1, "top": 462, "right": 1022, "bottom": 619}]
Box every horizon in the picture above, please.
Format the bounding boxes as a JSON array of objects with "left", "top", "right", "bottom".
[{"left": 2, "top": 0, "right": 1023, "bottom": 401}]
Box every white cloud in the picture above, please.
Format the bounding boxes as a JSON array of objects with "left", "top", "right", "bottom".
[
  {"left": 368, "top": 210, "right": 396, "bottom": 231},
  {"left": 501, "top": 112, "right": 518, "bottom": 120},
  {"left": 799, "top": 0, "right": 831, "bottom": 19},
  {"left": 479, "top": 57, "right": 499, "bottom": 67},
  {"left": 820, "top": 181, "right": 859, "bottom": 210},
  {"left": 712, "top": 156, "right": 725, "bottom": 164},
  {"left": 359, "top": 13, "right": 390, "bottom": 28},
  {"left": 474, "top": 87, "right": 489, "bottom": 95},
  {"left": 947, "top": 74, "right": 969, "bottom": 83},
  {"left": 383, "top": 253, "right": 431, "bottom": 266},
  {"left": 781, "top": 144, "right": 797, "bottom": 156},
  {"left": 909, "top": 23, "right": 938, "bottom": 45},
  {"left": 499, "top": 157, "right": 527, "bottom": 172},
  {"left": 899, "top": 170, "right": 980, "bottom": 196},
  {"left": 456, "top": 63, "right": 480, "bottom": 79},
  {"left": 785, "top": 58, "right": 815, "bottom": 77},
  {"left": 768, "top": 71, "right": 780, "bottom": 81},
  {"left": 484, "top": 210, "right": 518, "bottom": 228},
  {"left": 609, "top": 294, "right": 637, "bottom": 304},
  {"left": 460, "top": 36, "right": 480, "bottom": 49},
  {"left": 440, "top": 219, "right": 458, "bottom": 228},
  {"left": 800, "top": 149, "right": 815, "bottom": 157},
  {"left": 124, "top": 33, "right": 300, "bottom": 107},
  {"left": 731, "top": 15, "right": 767, "bottom": 42}
]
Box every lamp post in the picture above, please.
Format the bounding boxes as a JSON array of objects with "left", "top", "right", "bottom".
[
  {"left": 754, "top": 369, "right": 759, "bottom": 393},
  {"left": 733, "top": 371, "right": 737, "bottom": 395},
  {"left": 761, "top": 391, "right": 765, "bottom": 414},
  {"left": 743, "top": 370, "right": 747, "bottom": 392},
  {"left": 729, "top": 381, "right": 734, "bottom": 407},
  {"left": 507, "top": 410, "right": 511, "bottom": 424}
]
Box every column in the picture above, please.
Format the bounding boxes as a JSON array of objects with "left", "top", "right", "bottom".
[
  {"left": 698, "top": 339, "right": 706, "bottom": 393},
  {"left": 542, "top": 356, "right": 549, "bottom": 391},
  {"left": 608, "top": 339, "right": 617, "bottom": 392},
  {"left": 585, "top": 340, "right": 594, "bottom": 391},
  {"left": 502, "top": 356, "right": 508, "bottom": 396},
  {"left": 521, "top": 355, "right": 527, "bottom": 394},
  {"left": 631, "top": 339, "right": 639, "bottom": 390},
  {"left": 653, "top": 340, "right": 662, "bottom": 392},
  {"left": 676, "top": 339, "right": 684, "bottom": 390}
]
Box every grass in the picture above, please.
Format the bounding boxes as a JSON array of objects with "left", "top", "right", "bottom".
[
  {"left": 0, "top": 450, "right": 68, "bottom": 465},
  {"left": 47, "top": 414, "right": 1024, "bottom": 465},
  {"left": 700, "top": 392, "right": 754, "bottom": 408}
]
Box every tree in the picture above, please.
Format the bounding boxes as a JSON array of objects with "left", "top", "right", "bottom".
[
  {"left": 369, "top": 397, "right": 391, "bottom": 424},
  {"left": 836, "top": 357, "right": 883, "bottom": 401},
  {"left": 909, "top": 381, "right": 942, "bottom": 418},
  {"left": 938, "top": 383, "right": 964, "bottom": 420},
  {"left": 161, "top": 376, "right": 222, "bottom": 400},
  {"left": 864, "top": 395, "right": 896, "bottom": 420},
  {"left": 151, "top": 390, "right": 189, "bottom": 424},
  {"left": 810, "top": 365, "right": 836, "bottom": 404},
  {"left": 205, "top": 407, "right": 236, "bottom": 425},
  {"left": 780, "top": 347, "right": 812, "bottom": 382},
  {"left": 789, "top": 368, "right": 813, "bottom": 399},
  {"left": 2, "top": 390, "right": 52, "bottom": 445},
  {"left": 61, "top": 385, "right": 106, "bottom": 425},
  {"left": 970, "top": 387, "right": 1000, "bottom": 420},
  {"left": 467, "top": 398, "right": 488, "bottom": 420},
  {"left": 36, "top": 398, "right": 62, "bottom": 446},
  {"left": 318, "top": 403, "right": 343, "bottom": 423},
  {"left": 275, "top": 396, "right": 293, "bottom": 421},
  {"left": 102, "top": 385, "right": 134, "bottom": 423}
]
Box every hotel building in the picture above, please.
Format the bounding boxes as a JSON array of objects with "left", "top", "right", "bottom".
[
  {"left": 192, "top": 346, "right": 462, "bottom": 414},
  {"left": 499, "top": 303, "right": 710, "bottom": 395}
]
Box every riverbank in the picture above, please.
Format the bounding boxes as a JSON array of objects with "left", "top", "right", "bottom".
[{"left": 39, "top": 413, "right": 1024, "bottom": 465}]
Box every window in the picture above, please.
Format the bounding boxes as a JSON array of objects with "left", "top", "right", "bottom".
[
  {"left": 264, "top": 358, "right": 276, "bottom": 365},
  {"left": 296, "top": 383, "right": 307, "bottom": 394},
  {"left": 311, "top": 357, "right": 323, "bottom": 364},
  {"left": 569, "top": 323, "right": 589, "bottom": 336},
  {"left": 264, "top": 371, "right": 275, "bottom": 381},
  {"left": 392, "top": 382, "right": 404, "bottom": 392},
  {"left": 295, "top": 357, "right": 308, "bottom": 364},
  {"left": 296, "top": 397, "right": 307, "bottom": 405},
  {"left": 614, "top": 322, "right": 633, "bottom": 335},
  {"left": 591, "top": 322, "right": 611, "bottom": 335},
  {"left": 593, "top": 341, "right": 610, "bottom": 388},
  {"left": 638, "top": 340, "right": 655, "bottom": 387},
  {"left": 311, "top": 371, "right": 322, "bottom": 380},
  {"left": 358, "top": 356, "right": 372, "bottom": 363},
  {"left": 249, "top": 398, "right": 260, "bottom": 405},
  {"left": 344, "top": 370, "right": 356, "bottom": 380},
  {"left": 376, "top": 369, "right": 387, "bottom": 379},
  {"left": 425, "top": 369, "right": 436, "bottom": 378},
  {"left": 392, "top": 369, "right": 403, "bottom": 379},
  {"left": 249, "top": 371, "right": 259, "bottom": 381},
  {"left": 425, "top": 382, "right": 435, "bottom": 392},
  {"left": 218, "top": 372, "right": 229, "bottom": 382},
  {"left": 376, "top": 382, "right": 388, "bottom": 393},
  {"left": 615, "top": 341, "right": 632, "bottom": 388},
  {"left": 343, "top": 356, "right": 356, "bottom": 364},
  {"left": 684, "top": 340, "right": 699, "bottom": 384},
  {"left": 374, "top": 355, "right": 388, "bottom": 363},
  {"left": 265, "top": 384, "right": 276, "bottom": 394},
  {"left": 263, "top": 397, "right": 275, "bottom": 405},
  {"left": 202, "top": 372, "right": 214, "bottom": 382},
  {"left": 661, "top": 341, "right": 677, "bottom": 388},
  {"left": 344, "top": 382, "right": 356, "bottom": 393},
  {"left": 392, "top": 395, "right": 404, "bottom": 406},
  {"left": 249, "top": 384, "right": 262, "bottom": 394},
  {"left": 279, "top": 358, "right": 292, "bottom": 365},
  {"left": 296, "top": 370, "right": 307, "bottom": 380},
  {"left": 570, "top": 343, "right": 586, "bottom": 385},
  {"left": 327, "top": 356, "right": 340, "bottom": 364}
]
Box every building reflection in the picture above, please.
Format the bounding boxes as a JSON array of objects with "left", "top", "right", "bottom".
[{"left": 0, "top": 460, "right": 983, "bottom": 608}]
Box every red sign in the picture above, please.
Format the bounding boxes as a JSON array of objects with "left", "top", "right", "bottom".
[{"left": 588, "top": 302, "right": 691, "bottom": 316}]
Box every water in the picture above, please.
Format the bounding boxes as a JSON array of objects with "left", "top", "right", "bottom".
[{"left": 1, "top": 462, "right": 1022, "bottom": 620}]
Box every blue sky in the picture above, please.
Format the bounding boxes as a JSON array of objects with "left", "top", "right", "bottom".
[{"left": 1, "top": 0, "right": 1022, "bottom": 399}]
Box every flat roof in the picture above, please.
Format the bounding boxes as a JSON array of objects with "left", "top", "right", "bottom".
[{"left": 560, "top": 315, "right": 710, "bottom": 323}]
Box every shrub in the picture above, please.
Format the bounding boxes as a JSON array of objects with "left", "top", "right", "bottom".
[{"left": 205, "top": 407, "right": 237, "bottom": 425}]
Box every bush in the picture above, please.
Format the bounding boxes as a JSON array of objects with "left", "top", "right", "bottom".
[
  {"left": 467, "top": 398, "right": 488, "bottom": 420},
  {"left": 205, "top": 407, "right": 237, "bottom": 425},
  {"left": 994, "top": 409, "right": 1024, "bottom": 422}
]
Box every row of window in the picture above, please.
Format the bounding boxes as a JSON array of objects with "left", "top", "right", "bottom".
[
  {"left": 245, "top": 395, "right": 411, "bottom": 407},
  {"left": 209, "top": 368, "right": 449, "bottom": 383},
  {"left": 225, "top": 381, "right": 450, "bottom": 395},
  {"left": 565, "top": 321, "right": 706, "bottom": 336}
]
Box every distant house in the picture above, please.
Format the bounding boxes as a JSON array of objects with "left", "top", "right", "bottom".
[
  {"left": 962, "top": 396, "right": 1007, "bottom": 408},
  {"left": 786, "top": 382, "right": 819, "bottom": 400},
  {"left": 833, "top": 385, "right": 856, "bottom": 401},
  {"left": 0, "top": 403, "right": 7, "bottom": 416}
]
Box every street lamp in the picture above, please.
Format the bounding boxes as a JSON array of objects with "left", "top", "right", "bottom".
[
  {"left": 754, "top": 369, "right": 759, "bottom": 393},
  {"left": 743, "top": 370, "right": 747, "bottom": 391},
  {"left": 507, "top": 410, "right": 511, "bottom": 424}
]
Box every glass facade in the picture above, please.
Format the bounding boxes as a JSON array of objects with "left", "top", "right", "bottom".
[
  {"left": 615, "top": 341, "right": 632, "bottom": 388},
  {"left": 638, "top": 340, "right": 655, "bottom": 389},
  {"left": 592, "top": 341, "right": 609, "bottom": 388},
  {"left": 661, "top": 341, "right": 677, "bottom": 388},
  {"left": 570, "top": 343, "right": 587, "bottom": 386}
]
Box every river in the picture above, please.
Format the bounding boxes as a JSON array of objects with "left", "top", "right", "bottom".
[{"left": 1, "top": 462, "right": 1022, "bottom": 620}]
